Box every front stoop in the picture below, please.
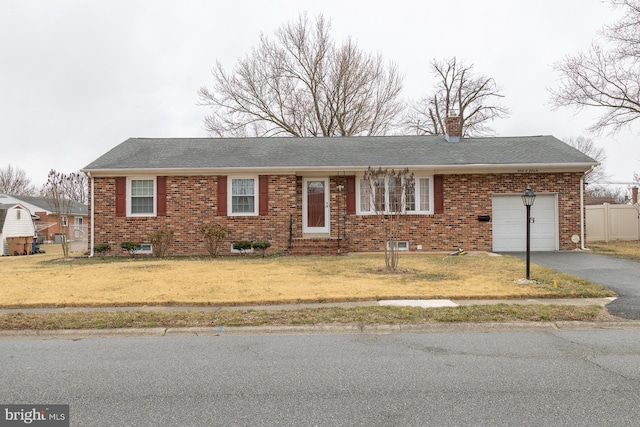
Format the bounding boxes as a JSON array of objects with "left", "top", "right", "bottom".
[{"left": 288, "top": 237, "right": 348, "bottom": 255}]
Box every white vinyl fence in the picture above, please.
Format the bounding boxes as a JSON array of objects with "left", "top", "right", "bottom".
[{"left": 586, "top": 203, "right": 640, "bottom": 242}]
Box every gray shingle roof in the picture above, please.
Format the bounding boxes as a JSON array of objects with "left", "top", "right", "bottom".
[
  {"left": 83, "top": 135, "right": 597, "bottom": 172},
  {"left": 4, "top": 195, "right": 88, "bottom": 216}
]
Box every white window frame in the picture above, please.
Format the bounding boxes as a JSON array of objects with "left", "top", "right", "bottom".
[
  {"left": 127, "top": 177, "right": 157, "bottom": 217},
  {"left": 61, "top": 215, "right": 68, "bottom": 227},
  {"left": 230, "top": 243, "right": 254, "bottom": 254},
  {"left": 386, "top": 240, "right": 410, "bottom": 251},
  {"left": 228, "top": 176, "right": 258, "bottom": 216},
  {"left": 356, "top": 175, "right": 434, "bottom": 215},
  {"left": 133, "top": 243, "right": 153, "bottom": 255},
  {"left": 74, "top": 217, "right": 84, "bottom": 239}
]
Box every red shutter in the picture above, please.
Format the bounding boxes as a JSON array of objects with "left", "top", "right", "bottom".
[
  {"left": 157, "top": 176, "right": 167, "bottom": 217},
  {"left": 217, "top": 176, "right": 227, "bottom": 216},
  {"left": 259, "top": 175, "right": 268, "bottom": 216},
  {"left": 345, "top": 176, "right": 356, "bottom": 215},
  {"left": 115, "top": 177, "right": 126, "bottom": 217},
  {"left": 434, "top": 174, "right": 444, "bottom": 214}
]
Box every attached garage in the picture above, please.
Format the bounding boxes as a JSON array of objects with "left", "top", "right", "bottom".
[{"left": 492, "top": 194, "right": 559, "bottom": 252}]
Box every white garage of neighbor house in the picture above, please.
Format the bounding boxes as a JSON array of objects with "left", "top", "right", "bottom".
[
  {"left": 492, "top": 194, "right": 559, "bottom": 251},
  {"left": 0, "top": 203, "right": 37, "bottom": 256}
]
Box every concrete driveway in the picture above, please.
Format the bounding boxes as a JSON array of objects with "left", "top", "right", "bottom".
[{"left": 504, "top": 251, "right": 640, "bottom": 320}]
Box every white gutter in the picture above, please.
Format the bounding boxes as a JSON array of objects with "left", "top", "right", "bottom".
[
  {"left": 88, "top": 173, "right": 95, "bottom": 257},
  {"left": 81, "top": 162, "right": 598, "bottom": 178}
]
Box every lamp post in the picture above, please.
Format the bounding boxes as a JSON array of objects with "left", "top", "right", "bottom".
[
  {"left": 521, "top": 186, "right": 536, "bottom": 280},
  {"left": 336, "top": 183, "right": 344, "bottom": 254}
]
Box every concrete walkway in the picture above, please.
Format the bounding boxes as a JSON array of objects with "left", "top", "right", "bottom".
[{"left": 0, "top": 297, "right": 617, "bottom": 315}]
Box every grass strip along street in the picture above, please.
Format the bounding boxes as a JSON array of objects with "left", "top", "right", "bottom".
[{"left": 0, "top": 304, "right": 619, "bottom": 331}]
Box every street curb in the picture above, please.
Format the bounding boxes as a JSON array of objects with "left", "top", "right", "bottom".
[{"left": 1, "top": 321, "right": 639, "bottom": 340}]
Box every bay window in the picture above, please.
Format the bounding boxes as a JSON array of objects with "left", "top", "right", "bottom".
[{"left": 358, "top": 176, "right": 433, "bottom": 214}]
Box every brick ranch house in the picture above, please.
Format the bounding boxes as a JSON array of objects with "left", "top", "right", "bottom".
[{"left": 82, "top": 117, "right": 597, "bottom": 256}]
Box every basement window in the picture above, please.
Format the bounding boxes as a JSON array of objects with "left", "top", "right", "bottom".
[
  {"left": 386, "top": 241, "right": 409, "bottom": 251},
  {"left": 134, "top": 243, "right": 153, "bottom": 255},
  {"left": 230, "top": 243, "right": 254, "bottom": 254}
]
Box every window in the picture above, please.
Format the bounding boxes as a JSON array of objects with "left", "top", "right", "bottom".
[
  {"left": 127, "top": 178, "right": 156, "bottom": 216},
  {"left": 419, "top": 178, "right": 431, "bottom": 211},
  {"left": 74, "top": 217, "right": 83, "bottom": 239},
  {"left": 230, "top": 242, "right": 254, "bottom": 253},
  {"left": 229, "top": 177, "right": 257, "bottom": 216},
  {"left": 386, "top": 240, "right": 409, "bottom": 251},
  {"left": 134, "top": 243, "right": 153, "bottom": 255},
  {"left": 358, "top": 176, "right": 433, "bottom": 214},
  {"left": 61, "top": 215, "right": 68, "bottom": 227}
]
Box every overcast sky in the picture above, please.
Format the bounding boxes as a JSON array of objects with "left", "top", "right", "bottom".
[{"left": 1, "top": 0, "right": 638, "bottom": 190}]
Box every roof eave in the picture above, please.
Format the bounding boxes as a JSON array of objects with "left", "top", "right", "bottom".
[{"left": 82, "top": 162, "right": 598, "bottom": 177}]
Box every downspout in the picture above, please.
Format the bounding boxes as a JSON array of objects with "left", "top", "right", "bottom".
[
  {"left": 89, "top": 173, "right": 95, "bottom": 257},
  {"left": 580, "top": 172, "right": 588, "bottom": 250}
]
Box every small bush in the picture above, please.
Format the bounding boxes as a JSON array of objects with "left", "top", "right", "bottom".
[
  {"left": 252, "top": 241, "right": 271, "bottom": 258},
  {"left": 200, "top": 223, "right": 231, "bottom": 258},
  {"left": 148, "top": 229, "right": 174, "bottom": 258},
  {"left": 120, "top": 242, "right": 141, "bottom": 257},
  {"left": 94, "top": 243, "right": 111, "bottom": 258}
]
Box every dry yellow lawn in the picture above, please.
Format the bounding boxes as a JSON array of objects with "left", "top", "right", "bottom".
[
  {"left": 589, "top": 240, "right": 640, "bottom": 261},
  {"left": 0, "top": 244, "right": 613, "bottom": 308}
]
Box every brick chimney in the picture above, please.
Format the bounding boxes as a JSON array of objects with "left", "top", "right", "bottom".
[
  {"left": 445, "top": 114, "right": 461, "bottom": 142},
  {"left": 632, "top": 186, "right": 638, "bottom": 205}
]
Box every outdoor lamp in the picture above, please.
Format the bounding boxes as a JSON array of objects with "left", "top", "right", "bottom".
[
  {"left": 521, "top": 186, "right": 536, "bottom": 207},
  {"left": 521, "top": 186, "right": 536, "bottom": 280}
]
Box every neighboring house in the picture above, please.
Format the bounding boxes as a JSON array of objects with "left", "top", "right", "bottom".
[
  {"left": 0, "top": 194, "right": 88, "bottom": 243},
  {"left": 0, "top": 203, "right": 37, "bottom": 255},
  {"left": 81, "top": 116, "right": 597, "bottom": 256}
]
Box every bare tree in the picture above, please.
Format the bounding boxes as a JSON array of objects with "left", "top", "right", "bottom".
[
  {"left": 362, "top": 166, "right": 414, "bottom": 272},
  {"left": 41, "top": 170, "right": 85, "bottom": 257},
  {"left": 550, "top": 0, "right": 640, "bottom": 134},
  {"left": 584, "top": 185, "right": 629, "bottom": 204},
  {"left": 404, "top": 57, "right": 509, "bottom": 137},
  {"left": 0, "top": 164, "right": 36, "bottom": 195},
  {"left": 564, "top": 136, "right": 608, "bottom": 184},
  {"left": 199, "top": 13, "right": 404, "bottom": 137},
  {"left": 66, "top": 171, "right": 88, "bottom": 204}
]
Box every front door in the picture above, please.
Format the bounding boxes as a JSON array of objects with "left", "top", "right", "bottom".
[{"left": 303, "top": 178, "right": 330, "bottom": 233}]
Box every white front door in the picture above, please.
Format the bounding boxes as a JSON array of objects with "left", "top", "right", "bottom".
[{"left": 303, "top": 178, "right": 330, "bottom": 233}]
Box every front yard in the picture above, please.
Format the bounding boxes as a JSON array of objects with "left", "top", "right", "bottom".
[{"left": 0, "top": 244, "right": 614, "bottom": 308}]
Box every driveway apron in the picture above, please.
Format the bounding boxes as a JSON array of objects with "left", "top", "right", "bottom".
[{"left": 504, "top": 251, "right": 640, "bottom": 320}]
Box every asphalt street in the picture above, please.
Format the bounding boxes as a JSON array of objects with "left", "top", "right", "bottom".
[
  {"left": 2, "top": 328, "right": 640, "bottom": 426},
  {"left": 506, "top": 251, "right": 640, "bottom": 319}
]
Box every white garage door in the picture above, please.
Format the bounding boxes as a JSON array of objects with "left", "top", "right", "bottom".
[{"left": 492, "top": 194, "right": 558, "bottom": 252}]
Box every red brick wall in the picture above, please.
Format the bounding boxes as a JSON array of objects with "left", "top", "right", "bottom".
[
  {"left": 339, "top": 173, "right": 583, "bottom": 252},
  {"left": 90, "top": 172, "right": 584, "bottom": 255},
  {"left": 91, "top": 175, "right": 297, "bottom": 256},
  {"left": 35, "top": 212, "right": 86, "bottom": 242}
]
